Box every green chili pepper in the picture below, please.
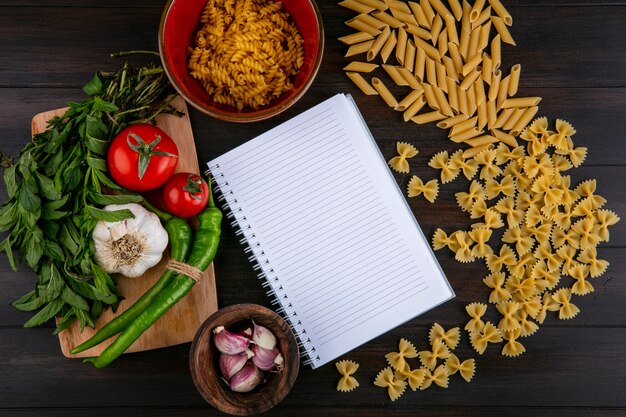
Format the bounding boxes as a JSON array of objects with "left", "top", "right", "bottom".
[
  {"left": 70, "top": 217, "right": 193, "bottom": 355},
  {"left": 83, "top": 202, "right": 222, "bottom": 368}
]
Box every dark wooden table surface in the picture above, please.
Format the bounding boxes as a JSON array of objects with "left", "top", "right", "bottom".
[{"left": 1, "top": 1, "right": 625, "bottom": 416}]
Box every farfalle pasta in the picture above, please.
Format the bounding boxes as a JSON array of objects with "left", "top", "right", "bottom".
[
  {"left": 374, "top": 367, "right": 407, "bottom": 401},
  {"left": 501, "top": 328, "right": 525, "bottom": 357},
  {"left": 469, "top": 321, "right": 502, "bottom": 355},
  {"left": 444, "top": 354, "right": 476, "bottom": 382},
  {"left": 388, "top": 142, "right": 419, "bottom": 173},
  {"left": 483, "top": 272, "right": 512, "bottom": 304},
  {"left": 429, "top": 150, "right": 460, "bottom": 183},
  {"left": 551, "top": 288, "right": 580, "bottom": 320},
  {"left": 428, "top": 323, "right": 460, "bottom": 351},
  {"left": 419, "top": 364, "right": 449, "bottom": 390},
  {"left": 465, "top": 302, "right": 488, "bottom": 333},
  {"left": 395, "top": 366, "right": 426, "bottom": 391},
  {"left": 418, "top": 339, "right": 451, "bottom": 371},
  {"left": 456, "top": 180, "right": 486, "bottom": 212},
  {"left": 407, "top": 176, "right": 439, "bottom": 202},
  {"left": 385, "top": 338, "right": 418, "bottom": 371},
  {"left": 336, "top": 360, "right": 360, "bottom": 392}
]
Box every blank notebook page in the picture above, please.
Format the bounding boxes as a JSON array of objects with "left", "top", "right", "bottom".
[{"left": 208, "top": 94, "right": 453, "bottom": 368}]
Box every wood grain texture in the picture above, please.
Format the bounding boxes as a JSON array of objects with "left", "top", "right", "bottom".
[{"left": 29, "top": 96, "right": 218, "bottom": 358}]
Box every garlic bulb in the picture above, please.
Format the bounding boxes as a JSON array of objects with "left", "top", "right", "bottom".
[{"left": 92, "top": 203, "right": 168, "bottom": 277}]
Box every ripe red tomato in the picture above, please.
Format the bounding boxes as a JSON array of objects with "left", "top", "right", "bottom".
[
  {"left": 162, "top": 173, "right": 210, "bottom": 218},
  {"left": 107, "top": 124, "right": 179, "bottom": 191}
]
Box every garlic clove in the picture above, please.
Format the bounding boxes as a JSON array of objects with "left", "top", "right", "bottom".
[
  {"left": 229, "top": 363, "right": 263, "bottom": 393},
  {"left": 219, "top": 349, "right": 253, "bottom": 380},
  {"left": 274, "top": 353, "right": 285, "bottom": 372},
  {"left": 251, "top": 344, "right": 281, "bottom": 371},
  {"left": 252, "top": 321, "right": 277, "bottom": 350},
  {"left": 213, "top": 326, "right": 250, "bottom": 355}
]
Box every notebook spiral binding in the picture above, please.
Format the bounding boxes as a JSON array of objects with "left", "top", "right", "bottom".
[{"left": 205, "top": 164, "right": 320, "bottom": 367}]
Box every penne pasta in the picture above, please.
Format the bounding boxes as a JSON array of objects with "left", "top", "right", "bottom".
[
  {"left": 461, "top": 0, "right": 472, "bottom": 33},
  {"left": 383, "top": 64, "right": 409, "bottom": 86},
  {"left": 346, "top": 72, "right": 379, "bottom": 95},
  {"left": 508, "top": 64, "right": 521, "bottom": 96},
  {"left": 463, "top": 143, "right": 493, "bottom": 158},
  {"left": 407, "top": 24, "right": 432, "bottom": 40},
  {"left": 446, "top": 76, "right": 460, "bottom": 112},
  {"left": 398, "top": 67, "right": 423, "bottom": 89},
  {"left": 409, "top": 1, "right": 431, "bottom": 28},
  {"left": 467, "top": 26, "right": 481, "bottom": 62},
  {"left": 345, "top": 18, "right": 382, "bottom": 36},
  {"left": 397, "top": 88, "right": 424, "bottom": 110},
  {"left": 503, "top": 107, "right": 526, "bottom": 131},
  {"left": 404, "top": 40, "right": 416, "bottom": 72},
  {"left": 414, "top": 47, "right": 426, "bottom": 80},
  {"left": 339, "top": 0, "right": 376, "bottom": 13},
  {"left": 426, "top": 56, "right": 437, "bottom": 85},
  {"left": 449, "top": 0, "right": 463, "bottom": 21},
  {"left": 343, "top": 61, "right": 380, "bottom": 72},
  {"left": 438, "top": 30, "right": 449, "bottom": 57},
  {"left": 414, "top": 36, "right": 441, "bottom": 61},
  {"left": 448, "top": 42, "right": 464, "bottom": 75},
  {"left": 450, "top": 115, "right": 478, "bottom": 136},
  {"left": 345, "top": 39, "right": 375, "bottom": 57},
  {"left": 430, "top": 15, "right": 444, "bottom": 44},
  {"left": 339, "top": 31, "right": 375, "bottom": 45},
  {"left": 459, "top": 67, "right": 481, "bottom": 90},
  {"left": 403, "top": 95, "right": 427, "bottom": 121},
  {"left": 478, "top": 21, "right": 492, "bottom": 51},
  {"left": 372, "top": 77, "right": 399, "bottom": 107},
  {"left": 437, "top": 113, "right": 469, "bottom": 129},
  {"left": 491, "top": 128, "right": 519, "bottom": 147},
  {"left": 433, "top": 84, "right": 454, "bottom": 116},
  {"left": 458, "top": 84, "right": 469, "bottom": 115},
  {"left": 477, "top": 99, "right": 488, "bottom": 130},
  {"left": 491, "top": 16, "right": 515, "bottom": 45},
  {"left": 357, "top": 0, "right": 388, "bottom": 11},
  {"left": 450, "top": 127, "right": 484, "bottom": 143},
  {"left": 488, "top": 0, "right": 512, "bottom": 26},
  {"left": 487, "top": 69, "right": 501, "bottom": 101},
  {"left": 367, "top": 26, "right": 391, "bottom": 61},
  {"left": 391, "top": 9, "right": 419, "bottom": 26},
  {"left": 501, "top": 96, "right": 541, "bottom": 109},
  {"left": 496, "top": 74, "right": 511, "bottom": 109},
  {"left": 462, "top": 52, "right": 482, "bottom": 76},
  {"left": 491, "top": 34, "right": 501, "bottom": 71},
  {"left": 469, "top": 0, "right": 486, "bottom": 22},
  {"left": 371, "top": 10, "right": 405, "bottom": 28},
  {"left": 474, "top": 77, "right": 486, "bottom": 106},
  {"left": 420, "top": 0, "right": 436, "bottom": 25},
  {"left": 428, "top": 0, "right": 452, "bottom": 20},
  {"left": 465, "top": 134, "right": 498, "bottom": 148},
  {"left": 386, "top": 0, "right": 411, "bottom": 13},
  {"left": 443, "top": 56, "right": 459, "bottom": 82},
  {"left": 356, "top": 12, "right": 389, "bottom": 29},
  {"left": 482, "top": 52, "right": 493, "bottom": 84},
  {"left": 396, "top": 27, "right": 408, "bottom": 65},
  {"left": 472, "top": 6, "right": 492, "bottom": 29},
  {"left": 380, "top": 30, "right": 398, "bottom": 62},
  {"left": 436, "top": 60, "right": 448, "bottom": 91},
  {"left": 509, "top": 105, "right": 539, "bottom": 136},
  {"left": 444, "top": 13, "right": 460, "bottom": 46},
  {"left": 411, "top": 110, "right": 447, "bottom": 124},
  {"left": 422, "top": 82, "right": 441, "bottom": 110},
  {"left": 492, "top": 107, "right": 515, "bottom": 129},
  {"left": 459, "top": 28, "right": 470, "bottom": 58},
  {"left": 467, "top": 83, "right": 478, "bottom": 116},
  {"left": 486, "top": 100, "right": 497, "bottom": 128}
]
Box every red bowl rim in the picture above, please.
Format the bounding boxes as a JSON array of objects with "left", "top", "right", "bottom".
[{"left": 158, "top": 0, "right": 325, "bottom": 123}]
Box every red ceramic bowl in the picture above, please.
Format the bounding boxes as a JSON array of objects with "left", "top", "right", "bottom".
[{"left": 158, "top": 0, "right": 324, "bottom": 123}]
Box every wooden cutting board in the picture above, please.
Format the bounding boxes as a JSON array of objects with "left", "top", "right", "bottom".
[{"left": 31, "top": 96, "right": 219, "bottom": 358}]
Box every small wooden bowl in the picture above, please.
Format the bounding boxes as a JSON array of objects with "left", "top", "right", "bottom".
[{"left": 189, "top": 304, "right": 299, "bottom": 415}]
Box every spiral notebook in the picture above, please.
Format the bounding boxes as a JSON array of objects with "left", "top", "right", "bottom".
[{"left": 207, "top": 94, "right": 454, "bottom": 368}]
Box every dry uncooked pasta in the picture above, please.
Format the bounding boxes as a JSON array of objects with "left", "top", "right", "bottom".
[
  {"left": 189, "top": 0, "right": 304, "bottom": 110},
  {"left": 388, "top": 142, "right": 419, "bottom": 173},
  {"left": 336, "top": 360, "right": 360, "bottom": 392},
  {"left": 374, "top": 367, "right": 407, "bottom": 401}
]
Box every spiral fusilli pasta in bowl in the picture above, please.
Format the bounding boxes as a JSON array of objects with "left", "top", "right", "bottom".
[{"left": 159, "top": 0, "right": 324, "bottom": 122}]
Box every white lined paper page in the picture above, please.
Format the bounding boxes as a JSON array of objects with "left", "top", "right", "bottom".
[{"left": 208, "top": 94, "right": 454, "bottom": 368}]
